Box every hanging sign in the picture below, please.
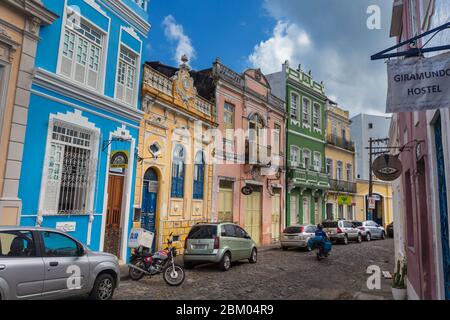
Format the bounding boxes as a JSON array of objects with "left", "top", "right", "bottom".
[
  {"left": 110, "top": 150, "right": 129, "bottom": 169},
  {"left": 241, "top": 185, "right": 253, "bottom": 196},
  {"left": 368, "top": 197, "right": 376, "bottom": 210},
  {"left": 372, "top": 154, "right": 403, "bottom": 181},
  {"left": 386, "top": 52, "right": 450, "bottom": 113},
  {"left": 338, "top": 195, "right": 352, "bottom": 206}
]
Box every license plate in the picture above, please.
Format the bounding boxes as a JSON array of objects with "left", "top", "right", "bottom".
[
  {"left": 287, "top": 235, "right": 296, "bottom": 239},
  {"left": 193, "top": 244, "right": 207, "bottom": 250}
]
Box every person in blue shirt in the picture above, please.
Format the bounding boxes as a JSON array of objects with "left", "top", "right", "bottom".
[{"left": 315, "top": 223, "right": 329, "bottom": 240}]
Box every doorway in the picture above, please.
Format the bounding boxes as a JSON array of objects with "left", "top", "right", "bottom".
[
  {"left": 271, "top": 191, "right": 281, "bottom": 243},
  {"left": 141, "top": 168, "right": 158, "bottom": 252},
  {"left": 326, "top": 203, "right": 333, "bottom": 220},
  {"left": 104, "top": 173, "right": 125, "bottom": 258},
  {"left": 245, "top": 189, "right": 262, "bottom": 245}
]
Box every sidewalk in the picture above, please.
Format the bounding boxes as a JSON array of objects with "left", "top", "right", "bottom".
[{"left": 353, "top": 274, "right": 394, "bottom": 300}]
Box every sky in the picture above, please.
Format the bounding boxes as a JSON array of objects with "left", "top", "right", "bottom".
[{"left": 146, "top": 0, "right": 395, "bottom": 116}]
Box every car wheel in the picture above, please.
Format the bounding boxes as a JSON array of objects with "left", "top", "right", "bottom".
[
  {"left": 357, "top": 234, "right": 362, "bottom": 243},
  {"left": 381, "top": 231, "right": 386, "bottom": 240},
  {"left": 366, "top": 233, "right": 371, "bottom": 242},
  {"left": 249, "top": 248, "right": 257, "bottom": 264},
  {"left": 281, "top": 246, "right": 288, "bottom": 251},
  {"left": 220, "top": 252, "right": 231, "bottom": 271},
  {"left": 342, "top": 235, "right": 349, "bottom": 245},
  {"left": 89, "top": 273, "right": 115, "bottom": 300}
]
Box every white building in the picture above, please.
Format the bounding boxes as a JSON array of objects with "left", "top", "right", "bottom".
[{"left": 350, "top": 114, "right": 392, "bottom": 181}]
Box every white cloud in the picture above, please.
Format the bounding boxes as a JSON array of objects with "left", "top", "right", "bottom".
[
  {"left": 162, "top": 15, "right": 196, "bottom": 64},
  {"left": 248, "top": 21, "right": 312, "bottom": 74}
]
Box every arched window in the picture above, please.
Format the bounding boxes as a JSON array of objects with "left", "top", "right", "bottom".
[
  {"left": 248, "top": 114, "right": 265, "bottom": 163},
  {"left": 193, "top": 151, "right": 205, "bottom": 200},
  {"left": 171, "top": 144, "right": 185, "bottom": 198}
]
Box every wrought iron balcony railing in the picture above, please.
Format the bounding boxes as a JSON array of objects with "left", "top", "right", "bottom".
[
  {"left": 327, "top": 134, "right": 355, "bottom": 152},
  {"left": 329, "top": 179, "right": 357, "bottom": 193}
]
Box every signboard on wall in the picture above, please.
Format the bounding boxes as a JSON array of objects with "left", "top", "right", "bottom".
[
  {"left": 110, "top": 150, "right": 129, "bottom": 169},
  {"left": 386, "top": 52, "right": 450, "bottom": 113},
  {"left": 56, "top": 222, "right": 76, "bottom": 232},
  {"left": 338, "top": 195, "right": 352, "bottom": 206}
]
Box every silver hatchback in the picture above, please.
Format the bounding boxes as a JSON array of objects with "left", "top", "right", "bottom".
[
  {"left": 0, "top": 227, "right": 120, "bottom": 300},
  {"left": 281, "top": 224, "right": 317, "bottom": 251}
]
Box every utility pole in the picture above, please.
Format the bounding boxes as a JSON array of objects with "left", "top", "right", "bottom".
[{"left": 368, "top": 137, "right": 373, "bottom": 221}]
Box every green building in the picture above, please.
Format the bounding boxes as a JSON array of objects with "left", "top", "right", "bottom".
[{"left": 267, "top": 62, "right": 329, "bottom": 226}]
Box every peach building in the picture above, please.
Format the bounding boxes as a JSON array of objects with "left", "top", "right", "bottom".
[
  {"left": 0, "top": 0, "right": 56, "bottom": 225},
  {"left": 195, "top": 59, "right": 287, "bottom": 245}
]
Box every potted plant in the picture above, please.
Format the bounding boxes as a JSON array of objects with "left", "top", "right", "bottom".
[{"left": 392, "top": 258, "right": 407, "bottom": 300}]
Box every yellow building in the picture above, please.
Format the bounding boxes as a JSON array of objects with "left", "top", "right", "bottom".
[
  {"left": 324, "top": 101, "right": 357, "bottom": 220},
  {"left": 354, "top": 180, "right": 393, "bottom": 226},
  {"left": 135, "top": 57, "right": 217, "bottom": 252},
  {"left": 0, "top": 1, "right": 56, "bottom": 225}
]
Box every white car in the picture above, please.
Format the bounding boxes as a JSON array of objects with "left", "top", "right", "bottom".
[{"left": 281, "top": 224, "right": 317, "bottom": 251}]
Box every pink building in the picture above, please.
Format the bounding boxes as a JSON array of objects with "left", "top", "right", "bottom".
[
  {"left": 195, "top": 59, "right": 286, "bottom": 246},
  {"left": 389, "top": 0, "right": 450, "bottom": 300}
]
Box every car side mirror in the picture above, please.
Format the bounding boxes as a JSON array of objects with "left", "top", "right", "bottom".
[{"left": 77, "top": 245, "right": 85, "bottom": 256}]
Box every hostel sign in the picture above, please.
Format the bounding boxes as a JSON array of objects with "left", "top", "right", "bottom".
[{"left": 386, "top": 52, "right": 450, "bottom": 113}]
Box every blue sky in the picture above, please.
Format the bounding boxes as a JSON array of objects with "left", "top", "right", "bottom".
[{"left": 145, "top": 0, "right": 395, "bottom": 116}]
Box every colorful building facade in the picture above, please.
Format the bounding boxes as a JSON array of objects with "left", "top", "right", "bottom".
[
  {"left": 135, "top": 58, "right": 217, "bottom": 252},
  {"left": 324, "top": 100, "right": 356, "bottom": 221},
  {"left": 0, "top": 0, "right": 57, "bottom": 225},
  {"left": 17, "top": 0, "right": 150, "bottom": 261},
  {"left": 389, "top": 0, "right": 450, "bottom": 300},
  {"left": 268, "top": 62, "right": 328, "bottom": 227},
  {"left": 197, "top": 59, "right": 286, "bottom": 246}
]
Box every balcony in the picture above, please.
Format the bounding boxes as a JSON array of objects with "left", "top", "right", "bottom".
[
  {"left": 329, "top": 179, "right": 357, "bottom": 194},
  {"left": 327, "top": 134, "right": 355, "bottom": 152},
  {"left": 289, "top": 168, "right": 329, "bottom": 190}
]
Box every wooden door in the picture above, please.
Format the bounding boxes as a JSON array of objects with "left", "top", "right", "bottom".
[
  {"left": 245, "top": 191, "right": 261, "bottom": 245},
  {"left": 218, "top": 187, "right": 233, "bottom": 222},
  {"left": 272, "top": 193, "right": 281, "bottom": 242},
  {"left": 290, "top": 195, "right": 298, "bottom": 226},
  {"left": 104, "top": 174, "right": 124, "bottom": 258}
]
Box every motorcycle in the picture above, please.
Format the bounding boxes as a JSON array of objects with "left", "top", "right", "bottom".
[
  {"left": 128, "top": 233, "right": 185, "bottom": 286},
  {"left": 308, "top": 234, "right": 332, "bottom": 261}
]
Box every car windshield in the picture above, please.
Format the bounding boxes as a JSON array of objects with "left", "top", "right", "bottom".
[
  {"left": 322, "top": 221, "right": 338, "bottom": 228},
  {"left": 187, "top": 226, "right": 217, "bottom": 239},
  {"left": 283, "top": 226, "right": 303, "bottom": 234}
]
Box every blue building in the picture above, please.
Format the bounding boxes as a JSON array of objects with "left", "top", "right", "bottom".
[{"left": 18, "top": 0, "right": 150, "bottom": 261}]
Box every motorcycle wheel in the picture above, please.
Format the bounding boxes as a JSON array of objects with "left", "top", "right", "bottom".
[
  {"left": 163, "top": 264, "right": 185, "bottom": 286},
  {"left": 129, "top": 260, "right": 145, "bottom": 281}
]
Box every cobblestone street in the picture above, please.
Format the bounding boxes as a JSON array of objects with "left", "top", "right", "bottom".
[{"left": 114, "top": 238, "right": 394, "bottom": 300}]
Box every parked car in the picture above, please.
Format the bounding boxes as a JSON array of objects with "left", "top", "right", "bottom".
[
  {"left": 0, "top": 227, "right": 120, "bottom": 300},
  {"left": 386, "top": 222, "right": 394, "bottom": 238},
  {"left": 359, "top": 220, "right": 386, "bottom": 241},
  {"left": 352, "top": 221, "right": 369, "bottom": 240},
  {"left": 183, "top": 222, "right": 257, "bottom": 271},
  {"left": 280, "top": 224, "right": 317, "bottom": 251},
  {"left": 322, "top": 220, "right": 362, "bottom": 245}
]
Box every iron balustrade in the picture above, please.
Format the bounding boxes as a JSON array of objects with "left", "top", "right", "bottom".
[
  {"left": 329, "top": 179, "right": 357, "bottom": 193},
  {"left": 327, "top": 134, "right": 355, "bottom": 152}
]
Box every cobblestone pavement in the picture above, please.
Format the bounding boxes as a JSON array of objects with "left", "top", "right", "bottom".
[{"left": 114, "top": 238, "right": 394, "bottom": 300}]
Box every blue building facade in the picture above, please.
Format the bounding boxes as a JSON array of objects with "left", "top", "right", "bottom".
[{"left": 18, "top": 0, "right": 150, "bottom": 261}]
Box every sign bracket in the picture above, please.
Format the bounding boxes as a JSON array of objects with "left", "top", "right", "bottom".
[{"left": 371, "top": 22, "right": 450, "bottom": 61}]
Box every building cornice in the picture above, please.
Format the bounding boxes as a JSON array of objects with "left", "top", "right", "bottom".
[
  {"left": 33, "top": 68, "right": 144, "bottom": 123},
  {"left": 98, "top": 0, "right": 150, "bottom": 37},
  {"left": 5, "top": 0, "right": 58, "bottom": 25}
]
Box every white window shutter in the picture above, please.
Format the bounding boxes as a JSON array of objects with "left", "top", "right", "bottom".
[
  {"left": 75, "top": 63, "right": 86, "bottom": 83},
  {"left": 125, "top": 86, "right": 134, "bottom": 105},
  {"left": 116, "top": 82, "right": 124, "bottom": 101},
  {"left": 60, "top": 56, "right": 73, "bottom": 77},
  {"left": 87, "top": 69, "right": 98, "bottom": 89}
]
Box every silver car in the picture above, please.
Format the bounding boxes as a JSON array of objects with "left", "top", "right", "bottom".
[
  {"left": 353, "top": 220, "right": 386, "bottom": 241},
  {"left": 183, "top": 223, "right": 258, "bottom": 271},
  {"left": 0, "top": 227, "right": 120, "bottom": 300},
  {"left": 323, "top": 220, "right": 362, "bottom": 245},
  {"left": 280, "top": 224, "right": 317, "bottom": 251}
]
